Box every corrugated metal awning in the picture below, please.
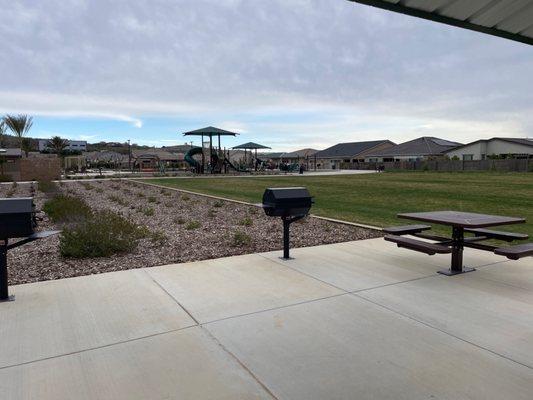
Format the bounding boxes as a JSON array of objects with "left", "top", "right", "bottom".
[{"left": 348, "top": 0, "right": 533, "bottom": 45}]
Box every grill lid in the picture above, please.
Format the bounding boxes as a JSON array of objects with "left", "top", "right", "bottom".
[
  {"left": 262, "top": 187, "right": 312, "bottom": 206},
  {"left": 0, "top": 198, "right": 34, "bottom": 214}
]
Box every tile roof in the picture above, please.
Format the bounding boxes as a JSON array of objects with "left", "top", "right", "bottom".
[
  {"left": 366, "top": 137, "right": 462, "bottom": 157},
  {"left": 315, "top": 140, "right": 393, "bottom": 158}
]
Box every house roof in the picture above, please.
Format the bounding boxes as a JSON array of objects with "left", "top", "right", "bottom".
[
  {"left": 132, "top": 149, "right": 181, "bottom": 161},
  {"left": 261, "top": 152, "right": 285, "bottom": 159},
  {"left": 348, "top": 1, "right": 533, "bottom": 46},
  {"left": 161, "top": 144, "right": 194, "bottom": 153},
  {"left": 84, "top": 151, "right": 127, "bottom": 162},
  {"left": 283, "top": 148, "right": 319, "bottom": 158},
  {"left": 315, "top": 140, "right": 394, "bottom": 158},
  {"left": 0, "top": 148, "right": 22, "bottom": 157},
  {"left": 444, "top": 137, "right": 533, "bottom": 152},
  {"left": 366, "top": 137, "right": 462, "bottom": 157}
]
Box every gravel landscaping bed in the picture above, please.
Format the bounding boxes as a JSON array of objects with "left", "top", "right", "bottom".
[{"left": 2, "top": 180, "right": 381, "bottom": 285}]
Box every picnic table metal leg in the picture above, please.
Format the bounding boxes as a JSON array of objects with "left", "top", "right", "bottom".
[
  {"left": 0, "top": 240, "right": 14, "bottom": 302},
  {"left": 438, "top": 226, "right": 475, "bottom": 276}
]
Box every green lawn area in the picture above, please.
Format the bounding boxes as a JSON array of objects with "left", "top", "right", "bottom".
[{"left": 145, "top": 172, "right": 533, "bottom": 238}]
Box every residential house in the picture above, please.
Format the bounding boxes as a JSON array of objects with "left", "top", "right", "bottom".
[
  {"left": 364, "top": 137, "right": 462, "bottom": 162},
  {"left": 315, "top": 140, "right": 395, "bottom": 169},
  {"left": 39, "top": 139, "right": 87, "bottom": 152},
  {"left": 444, "top": 137, "right": 533, "bottom": 160},
  {"left": 281, "top": 148, "right": 319, "bottom": 170}
]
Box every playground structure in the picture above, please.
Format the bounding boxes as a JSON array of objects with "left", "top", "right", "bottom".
[
  {"left": 182, "top": 127, "right": 272, "bottom": 174},
  {"left": 182, "top": 126, "right": 240, "bottom": 174},
  {"left": 232, "top": 142, "right": 271, "bottom": 171}
]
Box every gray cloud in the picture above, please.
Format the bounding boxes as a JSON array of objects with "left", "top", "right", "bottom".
[{"left": 0, "top": 0, "right": 532, "bottom": 142}]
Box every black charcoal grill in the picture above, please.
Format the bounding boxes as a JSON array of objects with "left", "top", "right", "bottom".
[
  {"left": 0, "top": 197, "right": 59, "bottom": 301},
  {"left": 262, "top": 187, "right": 313, "bottom": 259}
]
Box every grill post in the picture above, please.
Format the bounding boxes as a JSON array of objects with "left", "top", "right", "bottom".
[
  {"left": 283, "top": 217, "right": 290, "bottom": 259},
  {"left": 0, "top": 240, "right": 9, "bottom": 301}
]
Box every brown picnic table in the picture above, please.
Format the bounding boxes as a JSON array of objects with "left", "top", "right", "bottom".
[{"left": 384, "top": 211, "right": 530, "bottom": 276}]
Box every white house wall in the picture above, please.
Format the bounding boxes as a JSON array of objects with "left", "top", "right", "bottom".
[{"left": 446, "top": 139, "right": 533, "bottom": 160}]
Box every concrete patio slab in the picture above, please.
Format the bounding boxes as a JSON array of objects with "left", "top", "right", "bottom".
[
  {"left": 476, "top": 257, "right": 533, "bottom": 291},
  {"left": 262, "top": 238, "right": 506, "bottom": 292},
  {"left": 358, "top": 273, "right": 533, "bottom": 367},
  {"left": 206, "top": 294, "right": 533, "bottom": 400},
  {"left": 147, "top": 253, "right": 343, "bottom": 323},
  {"left": 261, "top": 241, "right": 437, "bottom": 291},
  {"left": 1, "top": 238, "right": 531, "bottom": 399},
  {"left": 0, "top": 269, "right": 195, "bottom": 368},
  {"left": 0, "top": 327, "right": 273, "bottom": 400}
]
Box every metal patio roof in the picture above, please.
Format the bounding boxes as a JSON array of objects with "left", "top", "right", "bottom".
[{"left": 348, "top": 0, "right": 533, "bottom": 45}]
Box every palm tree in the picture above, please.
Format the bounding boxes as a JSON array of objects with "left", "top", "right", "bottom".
[
  {"left": 3, "top": 114, "right": 33, "bottom": 155},
  {"left": 47, "top": 136, "right": 68, "bottom": 155},
  {"left": 21, "top": 137, "right": 33, "bottom": 157}
]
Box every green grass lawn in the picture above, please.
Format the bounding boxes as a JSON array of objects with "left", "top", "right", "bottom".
[{"left": 145, "top": 172, "right": 533, "bottom": 239}]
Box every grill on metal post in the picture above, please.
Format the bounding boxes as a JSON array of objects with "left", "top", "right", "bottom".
[
  {"left": 261, "top": 187, "right": 313, "bottom": 259},
  {"left": 0, "top": 197, "right": 59, "bottom": 302}
]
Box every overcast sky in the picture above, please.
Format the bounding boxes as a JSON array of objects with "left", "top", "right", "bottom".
[{"left": 1, "top": 0, "right": 532, "bottom": 151}]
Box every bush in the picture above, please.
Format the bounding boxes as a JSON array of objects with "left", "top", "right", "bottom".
[
  {"left": 60, "top": 210, "right": 144, "bottom": 258},
  {"left": 38, "top": 180, "right": 58, "bottom": 193},
  {"left": 43, "top": 195, "right": 92, "bottom": 223},
  {"left": 185, "top": 220, "right": 201, "bottom": 230},
  {"left": 213, "top": 200, "right": 224, "bottom": 208},
  {"left": 239, "top": 217, "right": 253, "bottom": 226},
  {"left": 0, "top": 175, "right": 12, "bottom": 183},
  {"left": 174, "top": 217, "right": 185, "bottom": 225},
  {"left": 147, "top": 196, "right": 157, "bottom": 203},
  {"left": 232, "top": 230, "right": 251, "bottom": 247},
  {"left": 108, "top": 194, "right": 128, "bottom": 206},
  {"left": 142, "top": 207, "right": 155, "bottom": 216},
  {"left": 80, "top": 182, "right": 94, "bottom": 191}
]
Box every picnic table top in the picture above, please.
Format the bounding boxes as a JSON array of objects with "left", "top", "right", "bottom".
[{"left": 398, "top": 210, "right": 525, "bottom": 228}]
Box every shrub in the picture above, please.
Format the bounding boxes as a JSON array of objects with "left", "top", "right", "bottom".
[
  {"left": 0, "top": 175, "right": 12, "bottom": 183},
  {"left": 80, "top": 182, "right": 94, "bottom": 191},
  {"left": 213, "top": 200, "right": 224, "bottom": 208},
  {"left": 149, "top": 230, "right": 168, "bottom": 244},
  {"left": 174, "top": 217, "right": 185, "bottom": 225},
  {"left": 181, "top": 194, "right": 190, "bottom": 201},
  {"left": 60, "top": 211, "right": 144, "bottom": 258},
  {"left": 108, "top": 194, "right": 128, "bottom": 206},
  {"left": 142, "top": 207, "right": 154, "bottom": 216},
  {"left": 96, "top": 188, "right": 104, "bottom": 194},
  {"left": 239, "top": 217, "right": 253, "bottom": 227},
  {"left": 147, "top": 196, "right": 157, "bottom": 203},
  {"left": 136, "top": 192, "right": 145, "bottom": 198},
  {"left": 207, "top": 209, "right": 216, "bottom": 218},
  {"left": 38, "top": 180, "right": 58, "bottom": 193},
  {"left": 43, "top": 195, "right": 92, "bottom": 223},
  {"left": 185, "top": 220, "right": 201, "bottom": 230},
  {"left": 232, "top": 230, "right": 251, "bottom": 247}
]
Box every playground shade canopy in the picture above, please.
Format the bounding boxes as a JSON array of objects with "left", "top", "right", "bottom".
[
  {"left": 182, "top": 126, "right": 239, "bottom": 137},
  {"left": 232, "top": 142, "right": 271, "bottom": 150},
  {"left": 348, "top": 0, "right": 533, "bottom": 46}
]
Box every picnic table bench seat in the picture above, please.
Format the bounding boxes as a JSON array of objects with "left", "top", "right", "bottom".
[
  {"left": 383, "top": 224, "right": 431, "bottom": 235},
  {"left": 384, "top": 235, "right": 452, "bottom": 256},
  {"left": 494, "top": 243, "right": 533, "bottom": 260},
  {"left": 464, "top": 228, "right": 529, "bottom": 242}
]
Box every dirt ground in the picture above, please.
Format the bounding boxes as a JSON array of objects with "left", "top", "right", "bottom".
[{"left": 1, "top": 180, "right": 381, "bottom": 285}]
